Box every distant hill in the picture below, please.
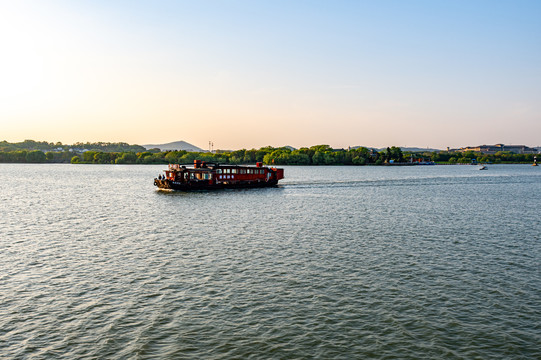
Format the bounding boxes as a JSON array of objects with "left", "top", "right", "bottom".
[
  {"left": 143, "top": 140, "right": 204, "bottom": 152},
  {"left": 399, "top": 147, "right": 443, "bottom": 152}
]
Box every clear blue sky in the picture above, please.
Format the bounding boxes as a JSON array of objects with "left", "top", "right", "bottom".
[{"left": 1, "top": 0, "right": 540, "bottom": 149}]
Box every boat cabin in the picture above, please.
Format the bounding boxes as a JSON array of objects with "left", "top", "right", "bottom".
[{"left": 161, "top": 160, "right": 284, "bottom": 187}]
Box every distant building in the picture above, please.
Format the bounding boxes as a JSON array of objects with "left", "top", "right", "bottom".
[
  {"left": 457, "top": 144, "right": 538, "bottom": 154},
  {"left": 69, "top": 148, "right": 90, "bottom": 153},
  {"left": 47, "top": 147, "right": 65, "bottom": 152}
]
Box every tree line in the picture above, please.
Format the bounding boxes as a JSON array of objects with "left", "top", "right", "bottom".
[
  {"left": 0, "top": 150, "right": 73, "bottom": 163},
  {"left": 0, "top": 144, "right": 537, "bottom": 165},
  {"left": 72, "top": 145, "right": 406, "bottom": 165},
  {"left": 0, "top": 145, "right": 405, "bottom": 165},
  {"left": 430, "top": 151, "right": 537, "bottom": 164},
  {"left": 0, "top": 140, "right": 145, "bottom": 153}
]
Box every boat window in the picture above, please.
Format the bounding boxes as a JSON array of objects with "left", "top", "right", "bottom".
[
  {"left": 232, "top": 169, "right": 237, "bottom": 174},
  {"left": 217, "top": 169, "right": 222, "bottom": 174}
]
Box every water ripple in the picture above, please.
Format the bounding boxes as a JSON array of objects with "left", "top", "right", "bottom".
[{"left": 0, "top": 164, "right": 540, "bottom": 359}]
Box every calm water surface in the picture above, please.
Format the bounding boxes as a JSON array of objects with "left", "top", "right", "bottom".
[{"left": 1, "top": 164, "right": 540, "bottom": 359}]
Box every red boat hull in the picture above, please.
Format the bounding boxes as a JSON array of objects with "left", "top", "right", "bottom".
[{"left": 154, "top": 178, "right": 279, "bottom": 191}]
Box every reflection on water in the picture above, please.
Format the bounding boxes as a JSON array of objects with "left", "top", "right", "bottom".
[{"left": 0, "top": 164, "right": 540, "bottom": 359}]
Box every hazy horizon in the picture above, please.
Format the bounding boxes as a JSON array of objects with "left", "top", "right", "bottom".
[
  {"left": 4, "top": 138, "right": 541, "bottom": 152},
  {"left": 1, "top": 1, "right": 540, "bottom": 149}
]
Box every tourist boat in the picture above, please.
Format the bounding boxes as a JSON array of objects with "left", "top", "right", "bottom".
[
  {"left": 154, "top": 160, "right": 284, "bottom": 190},
  {"left": 478, "top": 164, "right": 487, "bottom": 170}
]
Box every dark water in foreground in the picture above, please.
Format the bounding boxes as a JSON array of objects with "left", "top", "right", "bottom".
[{"left": 1, "top": 164, "right": 540, "bottom": 359}]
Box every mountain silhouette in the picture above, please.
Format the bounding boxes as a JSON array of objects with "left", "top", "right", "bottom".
[{"left": 143, "top": 140, "right": 204, "bottom": 152}]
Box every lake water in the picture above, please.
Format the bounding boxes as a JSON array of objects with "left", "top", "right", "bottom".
[{"left": 1, "top": 164, "right": 540, "bottom": 359}]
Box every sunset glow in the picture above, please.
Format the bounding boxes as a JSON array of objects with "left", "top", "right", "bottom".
[{"left": 1, "top": 0, "right": 540, "bottom": 149}]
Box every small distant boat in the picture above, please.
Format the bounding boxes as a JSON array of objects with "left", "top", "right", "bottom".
[
  {"left": 478, "top": 164, "right": 487, "bottom": 170},
  {"left": 533, "top": 156, "right": 538, "bottom": 166}
]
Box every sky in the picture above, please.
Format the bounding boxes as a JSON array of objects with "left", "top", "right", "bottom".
[{"left": 1, "top": 0, "right": 540, "bottom": 150}]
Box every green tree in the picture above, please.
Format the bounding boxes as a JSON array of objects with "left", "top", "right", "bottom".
[
  {"left": 83, "top": 151, "right": 97, "bottom": 163},
  {"left": 352, "top": 156, "right": 367, "bottom": 165},
  {"left": 25, "top": 150, "right": 46, "bottom": 163},
  {"left": 324, "top": 152, "right": 339, "bottom": 165},
  {"left": 115, "top": 152, "right": 138, "bottom": 164},
  {"left": 93, "top": 152, "right": 112, "bottom": 164},
  {"left": 310, "top": 145, "right": 332, "bottom": 153},
  {"left": 164, "top": 151, "right": 180, "bottom": 163},
  {"left": 312, "top": 151, "right": 325, "bottom": 165},
  {"left": 388, "top": 146, "right": 403, "bottom": 162}
]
